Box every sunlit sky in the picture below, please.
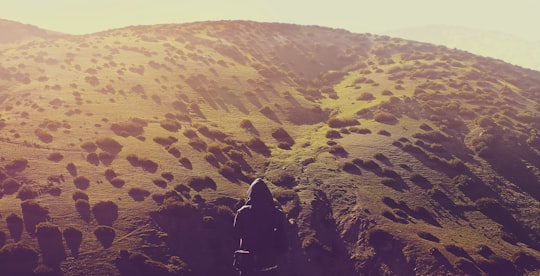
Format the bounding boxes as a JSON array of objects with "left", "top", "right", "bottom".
[{"left": 2, "top": 0, "right": 539, "bottom": 41}]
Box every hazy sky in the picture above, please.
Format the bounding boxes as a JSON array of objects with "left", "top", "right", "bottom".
[{"left": 2, "top": 0, "right": 539, "bottom": 41}]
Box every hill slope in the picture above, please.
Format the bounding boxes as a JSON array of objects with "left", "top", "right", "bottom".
[{"left": 0, "top": 21, "right": 539, "bottom": 275}]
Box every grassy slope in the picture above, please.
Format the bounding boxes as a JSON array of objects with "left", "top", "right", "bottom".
[{"left": 0, "top": 21, "right": 539, "bottom": 275}]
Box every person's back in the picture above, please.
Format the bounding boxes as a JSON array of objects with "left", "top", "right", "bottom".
[{"left": 234, "top": 178, "right": 287, "bottom": 275}]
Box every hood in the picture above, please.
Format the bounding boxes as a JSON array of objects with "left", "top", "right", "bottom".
[{"left": 246, "top": 178, "right": 274, "bottom": 207}]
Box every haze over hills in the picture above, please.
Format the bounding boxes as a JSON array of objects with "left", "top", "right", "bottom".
[
  {"left": 0, "top": 20, "right": 539, "bottom": 275},
  {"left": 0, "top": 19, "right": 66, "bottom": 44},
  {"left": 385, "top": 24, "right": 540, "bottom": 72}
]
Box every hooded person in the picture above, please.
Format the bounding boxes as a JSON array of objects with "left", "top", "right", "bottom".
[{"left": 233, "top": 178, "right": 288, "bottom": 275}]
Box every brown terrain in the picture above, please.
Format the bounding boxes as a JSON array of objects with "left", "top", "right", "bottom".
[{"left": 0, "top": 20, "right": 539, "bottom": 275}]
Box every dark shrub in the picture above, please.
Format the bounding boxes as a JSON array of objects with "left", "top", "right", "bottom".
[
  {"left": 160, "top": 119, "right": 181, "bottom": 132},
  {"left": 5, "top": 158, "right": 28, "bottom": 173},
  {"left": 381, "top": 197, "right": 399, "bottom": 208},
  {"left": 6, "top": 213, "right": 23, "bottom": 241},
  {"left": 513, "top": 251, "right": 540, "bottom": 271},
  {"left": 179, "top": 157, "right": 192, "bottom": 169},
  {"left": 475, "top": 198, "right": 515, "bottom": 226},
  {"left": 86, "top": 152, "right": 99, "bottom": 166},
  {"left": 373, "top": 111, "right": 398, "bottom": 124},
  {"left": 247, "top": 137, "right": 270, "bottom": 156},
  {"left": 95, "top": 137, "right": 123, "bottom": 155},
  {"left": 328, "top": 117, "right": 359, "bottom": 128},
  {"left": 357, "top": 92, "right": 375, "bottom": 101},
  {"left": 183, "top": 129, "right": 198, "bottom": 138},
  {"left": 92, "top": 201, "right": 118, "bottom": 226},
  {"left": 240, "top": 119, "right": 255, "bottom": 130},
  {"left": 21, "top": 200, "right": 49, "bottom": 233},
  {"left": 17, "top": 186, "right": 38, "bottom": 200},
  {"left": 97, "top": 151, "right": 114, "bottom": 166},
  {"left": 417, "top": 231, "right": 440, "bottom": 242},
  {"left": 74, "top": 176, "right": 90, "bottom": 190},
  {"left": 47, "top": 152, "right": 63, "bottom": 162},
  {"left": 0, "top": 243, "right": 39, "bottom": 275},
  {"left": 413, "top": 131, "right": 447, "bottom": 143},
  {"left": 128, "top": 187, "right": 150, "bottom": 201},
  {"left": 273, "top": 174, "right": 297, "bottom": 188},
  {"left": 63, "top": 227, "right": 83, "bottom": 256},
  {"left": 366, "top": 228, "right": 395, "bottom": 249},
  {"left": 272, "top": 127, "right": 295, "bottom": 145},
  {"left": 140, "top": 159, "right": 158, "bottom": 173},
  {"left": 75, "top": 199, "right": 91, "bottom": 221},
  {"left": 410, "top": 173, "right": 433, "bottom": 189},
  {"left": 2, "top": 178, "right": 21, "bottom": 194},
  {"left": 66, "top": 162, "right": 77, "bottom": 176},
  {"left": 187, "top": 176, "right": 216, "bottom": 191},
  {"left": 328, "top": 144, "right": 347, "bottom": 155},
  {"left": 377, "top": 130, "right": 391, "bottom": 136},
  {"left": 110, "top": 177, "right": 125, "bottom": 188},
  {"left": 36, "top": 222, "right": 65, "bottom": 265},
  {"left": 35, "top": 129, "right": 53, "bottom": 143},
  {"left": 126, "top": 154, "right": 140, "bottom": 166},
  {"left": 153, "top": 178, "right": 167, "bottom": 188},
  {"left": 188, "top": 137, "right": 207, "bottom": 151},
  {"left": 454, "top": 257, "right": 481, "bottom": 275},
  {"left": 326, "top": 130, "right": 342, "bottom": 139},
  {"left": 478, "top": 256, "right": 517, "bottom": 275},
  {"left": 72, "top": 191, "right": 89, "bottom": 201},
  {"left": 80, "top": 141, "right": 97, "bottom": 152},
  {"left": 342, "top": 162, "right": 361, "bottom": 174},
  {"left": 362, "top": 160, "right": 381, "bottom": 171},
  {"left": 412, "top": 206, "right": 440, "bottom": 227},
  {"left": 104, "top": 169, "right": 117, "bottom": 181},
  {"left": 94, "top": 226, "right": 115, "bottom": 248}
]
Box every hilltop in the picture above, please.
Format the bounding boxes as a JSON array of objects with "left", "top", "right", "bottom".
[
  {"left": 0, "top": 19, "right": 65, "bottom": 44},
  {"left": 0, "top": 20, "right": 539, "bottom": 275}
]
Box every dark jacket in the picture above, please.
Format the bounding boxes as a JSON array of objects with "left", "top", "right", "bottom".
[{"left": 234, "top": 178, "right": 287, "bottom": 269}]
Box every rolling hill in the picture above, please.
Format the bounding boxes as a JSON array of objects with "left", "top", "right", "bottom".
[{"left": 0, "top": 20, "right": 539, "bottom": 275}]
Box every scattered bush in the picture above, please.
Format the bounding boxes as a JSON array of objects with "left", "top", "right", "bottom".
[
  {"left": 272, "top": 127, "right": 294, "bottom": 145},
  {"left": 328, "top": 117, "right": 360, "bottom": 128},
  {"left": 47, "top": 152, "right": 63, "bottom": 162},
  {"left": 188, "top": 137, "right": 207, "bottom": 151},
  {"left": 183, "top": 129, "right": 198, "bottom": 138},
  {"left": 366, "top": 228, "right": 395, "bottom": 249},
  {"left": 6, "top": 213, "right": 23, "bottom": 241},
  {"left": 66, "top": 162, "right": 77, "bottom": 176},
  {"left": 126, "top": 154, "right": 140, "bottom": 166},
  {"left": 357, "top": 92, "right": 375, "bottom": 101},
  {"left": 5, "top": 159, "right": 28, "bottom": 173},
  {"left": 95, "top": 137, "right": 123, "bottom": 155},
  {"left": 328, "top": 144, "right": 347, "bottom": 155},
  {"left": 377, "top": 130, "right": 391, "bottom": 136},
  {"left": 413, "top": 131, "right": 447, "bottom": 143},
  {"left": 187, "top": 176, "right": 217, "bottom": 191},
  {"left": 417, "top": 231, "right": 440, "bottom": 242},
  {"left": 21, "top": 200, "right": 49, "bottom": 233},
  {"left": 342, "top": 162, "right": 361, "bottom": 174},
  {"left": 179, "top": 157, "right": 192, "bottom": 169},
  {"left": 92, "top": 201, "right": 118, "bottom": 226},
  {"left": 35, "top": 129, "right": 53, "bottom": 143},
  {"left": 36, "top": 222, "right": 65, "bottom": 265},
  {"left": 2, "top": 178, "right": 21, "bottom": 194},
  {"left": 128, "top": 187, "right": 150, "bottom": 201},
  {"left": 153, "top": 179, "right": 167, "bottom": 188},
  {"left": 94, "top": 226, "right": 115, "bottom": 248},
  {"left": 80, "top": 141, "right": 97, "bottom": 152},
  {"left": 75, "top": 199, "right": 91, "bottom": 220},
  {"left": 160, "top": 119, "right": 181, "bottom": 132},
  {"left": 247, "top": 138, "right": 270, "bottom": 155},
  {"left": 140, "top": 159, "right": 159, "bottom": 173},
  {"left": 98, "top": 151, "right": 115, "bottom": 166},
  {"left": 110, "top": 177, "right": 125, "bottom": 188},
  {"left": 326, "top": 130, "right": 342, "bottom": 139},
  {"left": 74, "top": 176, "right": 90, "bottom": 190},
  {"left": 454, "top": 257, "right": 481, "bottom": 275},
  {"left": 16, "top": 186, "right": 38, "bottom": 200},
  {"left": 72, "top": 191, "right": 88, "bottom": 201},
  {"left": 240, "top": 119, "right": 255, "bottom": 130},
  {"left": 63, "top": 227, "right": 83, "bottom": 256},
  {"left": 0, "top": 243, "right": 39, "bottom": 275},
  {"left": 86, "top": 152, "right": 99, "bottom": 166},
  {"left": 373, "top": 111, "right": 398, "bottom": 124}
]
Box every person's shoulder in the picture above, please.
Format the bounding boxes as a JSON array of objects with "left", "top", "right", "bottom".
[{"left": 236, "top": 205, "right": 252, "bottom": 215}]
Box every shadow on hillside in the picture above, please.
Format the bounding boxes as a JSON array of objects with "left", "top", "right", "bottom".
[{"left": 485, "top": 144, "right": 540, "bottom": 201}]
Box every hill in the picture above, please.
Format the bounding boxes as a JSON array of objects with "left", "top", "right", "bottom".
[
  {"left": 0, "top": 19, "right": 66, "bottom": 44},
  {"left": 384, "top": 24, "right": 540, "bottom": 72},
  {"left": 0, "top": 20, "right": 539, "bottom": 275}
]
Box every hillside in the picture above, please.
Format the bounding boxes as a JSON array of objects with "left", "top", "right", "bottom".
[
  {"left": 384, "top": 25, "right": 540, "bottom": 72},
  {"left": 0, "top": 20, "right": 539, "bottom": 275},
  {"left": 0, "top": 19, "right": 65, "bottom": 44}
]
